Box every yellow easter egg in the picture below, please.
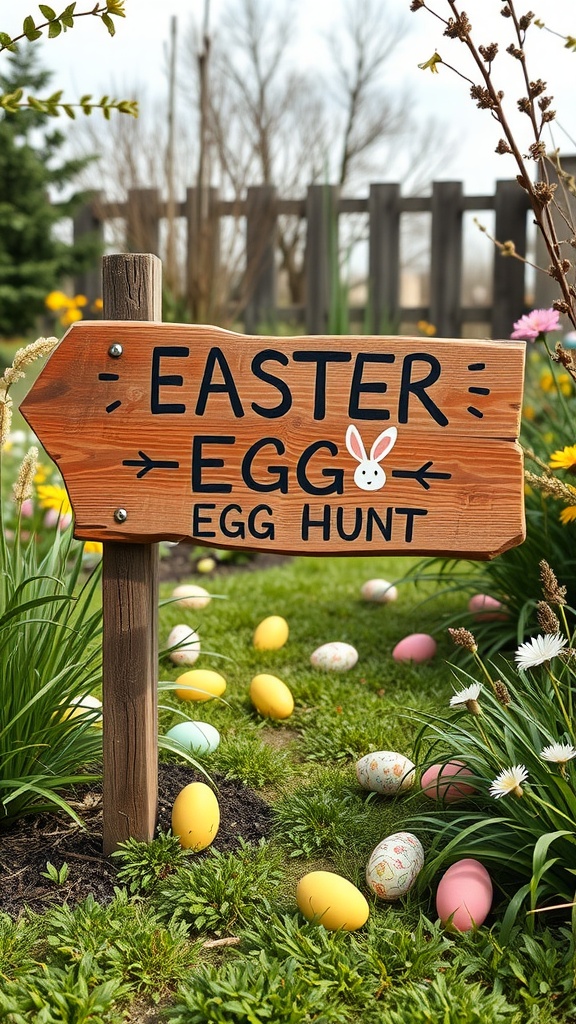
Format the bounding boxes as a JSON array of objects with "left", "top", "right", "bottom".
[
  {"left": 253, "top": 615, "right": 289, "bottom": 650},
  {"left": 175, "top": 668, "right": 227, "bottom": 702},
  {"left": 296, "top": 871, "right": 369, "bottom": 931},
  {"left": 171, "top": 782, "right": 220, "bottom": 851},
  {"left": 249, "top": 673, "right": 294, "bottom": 719}
]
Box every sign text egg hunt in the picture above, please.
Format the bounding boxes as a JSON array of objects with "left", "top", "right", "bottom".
[{"left": 21, "top": 323, "right": 526, "bottom": 559}]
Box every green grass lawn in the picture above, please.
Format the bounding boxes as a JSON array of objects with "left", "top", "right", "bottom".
[{"left": 2, "top": 552, "right": 576, "bottom": 1023}]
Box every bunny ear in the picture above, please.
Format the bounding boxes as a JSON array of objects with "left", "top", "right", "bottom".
[
  {"left": 370, "top": 426, "right": 397, "bottom": 462},
  {"left": 345, "top": 424, "right": 367, "bottom": 463}
]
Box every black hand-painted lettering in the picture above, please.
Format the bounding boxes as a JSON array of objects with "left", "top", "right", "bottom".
[
  {"left": 151, "top": 346, "right": 189, "bottom": 414},
  {"left": 296, "top": 441, "right": 344, "bottom": 495},
  {"left": 292, "top": 351, "right": 352, "bottom": 420},
  {"left": 301, "top": 503, "right": 331, "bottom": 541},
  {"left": 191, "top": 435, "right": 235, "bottom": 493},
  {"left": 242, "top": 438, "right": 288, "bottom": 493},
  {"left": 395, "top": 507, "right": 428, "bottom": 542},
  {"left": 398, "top": 353, "right": 448, "bottom": 426},
  {"left": 195, "top": 347, "right": 245, "bottom": 418},
  {"left": 192, "top": 503, "right": 216, "bottom": 538},
  {"left": 348, "top": 353, "right": 395, "bottom": 420},
  {"left": 251, "top": 350, "right": 292, "bottom": 418}
]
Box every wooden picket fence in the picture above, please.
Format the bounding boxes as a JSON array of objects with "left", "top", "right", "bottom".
[{"left": 73, "top": 181, "right": 532, "bottom": 338}]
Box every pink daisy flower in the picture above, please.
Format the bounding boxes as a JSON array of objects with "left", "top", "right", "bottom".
[{"left": 511, "top": 308, "right": 560, "bottom": 341}]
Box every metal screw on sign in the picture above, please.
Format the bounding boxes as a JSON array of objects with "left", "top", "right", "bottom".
[
  {"left": 113, "top": 508, "right": 128, "bottom": 523},
  {"left": 108, "top": 343, "right": 123, "bottom": 358}
]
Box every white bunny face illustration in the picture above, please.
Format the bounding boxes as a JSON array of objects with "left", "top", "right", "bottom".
[{"left": 345, "top": 425, "right": 398, "bottom": 492}]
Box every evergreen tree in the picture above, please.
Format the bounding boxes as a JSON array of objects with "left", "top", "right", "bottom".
[{"left": 0, "top": 45, "right": 100, "bottom": 337}]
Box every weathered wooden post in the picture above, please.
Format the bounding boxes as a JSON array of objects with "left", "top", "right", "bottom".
[{"left": 100, "top": 253, "right": 162, "bottom": 854}]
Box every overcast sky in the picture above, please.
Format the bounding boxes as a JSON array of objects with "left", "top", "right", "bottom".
[{"left": 5, "top": 0, "right": 575, "bottom": 193}]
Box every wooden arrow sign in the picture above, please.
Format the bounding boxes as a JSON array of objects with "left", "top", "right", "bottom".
[{"left": 21, "top": 322, "right": 526, "bottom": 559}]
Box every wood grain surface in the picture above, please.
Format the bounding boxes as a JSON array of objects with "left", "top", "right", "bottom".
[{"left": 21, "top": 322, "right": 526, "bottom": 559}]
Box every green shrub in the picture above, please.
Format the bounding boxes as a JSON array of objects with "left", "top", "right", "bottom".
[{"left": 154, "top": 838, "right": 284, "bottom": 935}]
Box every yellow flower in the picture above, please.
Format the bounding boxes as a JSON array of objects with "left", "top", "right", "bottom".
[
  {"left": 549, "top": 445, "right": 576, "bottom": 471},
  {"left": 560, "top": 505, "right": 576, "bottom": 525},
  {"left": 83, "top": 540, "right": 103, "bottom": 556},
  {"left": 418, "top": 52, "right": 442, "bottom": 73},
  {"left": 37, "top": 484, "right": 72, "bottom": 516},
  {"left": 540, "top": 370, "right": 572, "bottom": 396},
  {"left": 417, "top": 320, "right": 437, "bottom": 336},
  {"left": 523, "top": 404, "right": 535, "bottom": 420},
  {"left": 45, "top": 290, "right": 72, "bottom": 312},
  {"left": 60, "top": 308, "right": 83, "bottom": 327},
  {"left": 540, "top": 370, "right": 555, "bottom": 393},
  {"left": 34, "top": 464, "right": 50, "bottom": 485},
  {"left": 92, "top": 297, "right": 104, "bottom": 312},
  {"left": 73, "top": 295, "right": 88, "bottom": 307}
]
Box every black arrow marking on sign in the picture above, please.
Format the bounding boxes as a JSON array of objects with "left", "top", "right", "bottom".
[
  {"left": 391, "top": 461, "right": 452, "bottom": 490},
  {"left": 122, "top": 451, "right": 180, "bottom": 479}
]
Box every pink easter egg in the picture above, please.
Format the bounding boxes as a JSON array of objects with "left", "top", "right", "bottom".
[
  {"left": 420, "top": 761, "right": 476, "bottom": 803},
  {"left": 436, "top": 858, "right": 493, "bottom": 931},
  {"left": 392, "top": 633, "right": 437, "bottom": 663},
  {"left": 468, "top": 594, "right": 509, "bottom": 622}
]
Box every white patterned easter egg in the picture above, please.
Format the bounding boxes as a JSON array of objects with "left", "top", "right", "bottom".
[
  {"left": 360, "top": 578, "right": 398, "bottom": 603},
  {"left": 167, "top": 624, "right": 201, "bottom": 666},
  {"left": 366, "top": 831, "right": 424, "bottom": 900},
  {"left": 310, "top": 642, "right": 358, "bottom": 672},
  {"left": 355, "top": 751, "right": 415, "bottom": 795}
]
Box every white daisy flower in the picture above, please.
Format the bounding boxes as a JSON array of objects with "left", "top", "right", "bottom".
[
  {"left": 489, "top": 764, "right": 528, "bottom": 799},
  {"left": 449, "top": 683, "right": 482, "bottom": 707},
  {"left": 515, "top": 633, "right": 567, "bottom": 671},
  {"left": 540, "top": 742, "right": 576, "bottom": 765}
]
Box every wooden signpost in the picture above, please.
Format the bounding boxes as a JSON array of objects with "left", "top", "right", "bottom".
[{"left": 20, "top": 254, "right": 526, "bottom": 852}]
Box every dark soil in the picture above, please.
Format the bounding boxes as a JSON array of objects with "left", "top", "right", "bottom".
[
  {"left": 158, "top": 542, "right": 290, "bottom": 582},
  {"left": 0, "top": 764, "right": 273, "bottom": 917}
]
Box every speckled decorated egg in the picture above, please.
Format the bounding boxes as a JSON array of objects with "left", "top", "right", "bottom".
[
  {"left": 310, "top": 641, "right": 358, "bottom": 672},
  {"left": 420, "top": 761, "right": 476, "bottom": 803},
  {"left": 167, "top": 624, "right": 201, "bottom": 665},
  {"left": 171, "top": 584, "right": 211, "bottom": 609},
  {"left": 296, "top": 871, "right": 369, "bottom": 931},
  {"left": 172, "top": 782, "right": 220, "bottom": 851},
  {"left": 249, "top": 673, "right": 294, "bottom": 719},
  {"left": 468, "top": 594, "right": 509, "bottom": 622},
  {"left": 392, "top": 633, "right": 436, "bottom": 663},
  {"left": 360, "top": 578, "right": 398, "bottom": 603},
  {"left": 165, "top": 720, "right": 220, "bottom": 754},
  {"left": 175, "top": 668, "right": 227, "bottom": 702},
  {"left": 355, "top": 751, "right": 415, "bottom": 795},
  {"left": 253, "top": 615, "right": 289, "bottom": 650},
  {"left": 366, "top": 831, "right": 424, "bottom": 900},
  {"left": 436, "top": 858, "right": 493, "bottom": 931}
]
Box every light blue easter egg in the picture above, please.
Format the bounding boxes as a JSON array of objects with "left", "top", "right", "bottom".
[{"left": 166, "top": 721, "right": 220, "bottom": 754}]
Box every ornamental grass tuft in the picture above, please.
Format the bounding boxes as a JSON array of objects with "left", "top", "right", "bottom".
[
  {"left": 409, "top": 563, "right": 576, "bottom": 931},
  {"left": 0, "top": 339, "right": 104, "bottom": 826}
]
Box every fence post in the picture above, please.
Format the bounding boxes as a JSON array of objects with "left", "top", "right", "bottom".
[
  {"left": 305, "top": 185, "right": 338, "bottom": 335},
  {"left": 73, "top": 193, "right": 104, "bottom": 308},
  {"left": 368, "top": 183, "right": 401, "bottom": 333},
  {"left": 430, "top": 181, "right": 463, "bottom": 337},
  {"left": 186, "top": 187, "right": 221, "bottom": 322},
  {"left": 244, "top": 185, "right": 277, "bottom": 334},
  {"left": 101, "top": 252, "right": 161, "bottom": 855},
  {"left": 126, "top": 188, "right": 161, "bottom": 256},
  {"left": 492, "top": 179, "right": 528, "bottom": 338}
]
